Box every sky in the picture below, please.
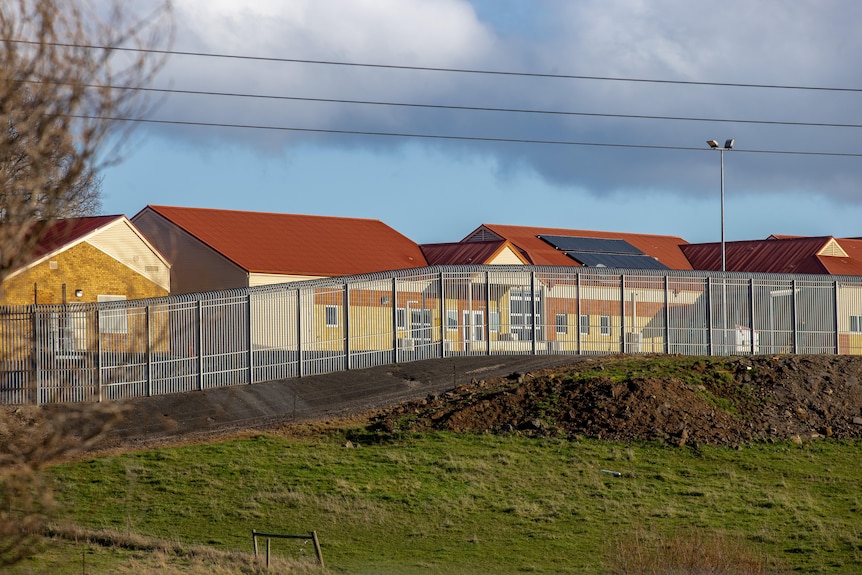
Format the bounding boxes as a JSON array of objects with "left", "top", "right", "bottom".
[{"left": 100, "top": 0, "right": 862, "bottom": 246}]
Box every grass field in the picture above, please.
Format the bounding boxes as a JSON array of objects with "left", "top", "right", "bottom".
[{"left": 15, "top": 429, "right": 860, "bottom": 574}]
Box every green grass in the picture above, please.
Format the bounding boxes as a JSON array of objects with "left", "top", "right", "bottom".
[{"left": 32, "top": 431, "right": 862, "bottom": 574}]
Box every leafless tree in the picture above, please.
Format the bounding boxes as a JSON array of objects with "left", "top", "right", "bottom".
[
  {"left": 0, "top": 0, "right": 172, "bottom": 565},
  {"left": 0, "top": 0, "right": 172, "bottom": 281}
]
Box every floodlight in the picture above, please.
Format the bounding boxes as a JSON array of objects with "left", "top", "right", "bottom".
[
  {"left": 724, "top": 139, "right": 734, "bottom": 149},
  {"left": 707, "top": 140, "right": 719, "bottom": 148}
]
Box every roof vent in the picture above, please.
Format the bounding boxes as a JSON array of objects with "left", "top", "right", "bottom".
[{"left": 818, "top": 239, "right": 848, "bottom": 258}]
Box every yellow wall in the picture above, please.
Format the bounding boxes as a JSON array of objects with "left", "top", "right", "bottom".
[{"left": 1, "top": 242, "right": 169, "bottom": 306}]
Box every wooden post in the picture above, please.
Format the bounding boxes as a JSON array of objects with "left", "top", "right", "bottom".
[
  {"left": 252, "top": 529, "right": 258, "bottom": 556},
  {"left": 266, "top": 538, "right": 271, "bottom": 569},
  {"left": 312, "top": 530, "right": 325, "bottom": 568}
]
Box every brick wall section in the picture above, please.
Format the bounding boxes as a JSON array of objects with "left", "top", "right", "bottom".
[{"left": 1, "top": 242, "right": 169, "bottom": 306}]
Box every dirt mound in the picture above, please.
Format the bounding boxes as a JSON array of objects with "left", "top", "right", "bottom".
[{"left": 371, "top": 355, "right": 862, "bottom": 445}]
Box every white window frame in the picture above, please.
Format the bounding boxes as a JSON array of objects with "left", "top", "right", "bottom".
[
  {"left": 396, "top": 308, "right": 406, "bottom": 330},
  {"left": 580, "top": 314, "right": 590, "bottom": 335},
  {"left": 446, "top": 309, "right": 458, "bottom": 331},
  {"left": 851, "top": 315, "right": 862, "bottom": 333},
  {"left": 600, "top": 315, "right": 611, "bottom": 336},
  {"left": 325, "top": 305, "right": 339, "bottom": 328},
  {"left": 555, "top": 313, "right": 568, "bottom": 335}
]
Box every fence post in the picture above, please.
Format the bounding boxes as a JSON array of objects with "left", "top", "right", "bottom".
[
  {"left": 485, "top": 271, "right": 491, "bottom": 356},
  {"left": 663, "top": 275, "right": 670, "bottom": 355},
  {"left": 706, "top": 278, "right": 713, "bottom": 356},
  {"left": 96, "top": 308, "right": 103, "bottom": 402},
  {"left": 620, "top": 275, "right": 626, "bottom": 353},
  {"left": 791, "top": 279, "right": 798, "bottom": 354},
  {"left": 196, "top": 299, "right": 203, "bottom": 391},
  {"left": 834, "top": 281, "right": 840, "bottom": 354},
  {"left": 146, "top": 305, "right": 152, "bottom": 397},
  {"left": 749, "top": 279, "right": 756, "bottom": 355},
  {"left": 439, "top": 271, "right": 445, "bottom": 358},
  {"left": 575, "top": 273, "right": 582, "bottom": 355},
  {"left": 391, "top": 277, "right": 398, "bottom": 360},
  {"left": 530, "top": 271, "right": 537, "bottom": 355},
  {"left": 247, "top": 293, "right": 254, "bottom": 385},
  {"left": 312, "top": 530, "right": 325, "bottom": 568},
  {"left": 32, "top": 306, "right": 41, "bottom": 406},
  {"left": 344, "top": 283, "right": 350, "bottom": 371},
  {"left": 252, "top": 529, "right": 258, "bottom": 556},
  {"left": 296, "top": 288, "right": 303, "bottom": 378}
]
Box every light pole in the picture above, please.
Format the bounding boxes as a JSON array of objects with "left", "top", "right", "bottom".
[{"left": 706, "top": 139, "right": 734, "bottom": 272}]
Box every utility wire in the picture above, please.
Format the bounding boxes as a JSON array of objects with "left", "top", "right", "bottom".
[
  {"left": 35, "top": 80, "right": 862, "bottom": 130},
  {"left": 9, "top": 38, "right": 862, "bottom": 93},
  {"left": 68, "top": 114, "right": 862, "bottom": 157}
]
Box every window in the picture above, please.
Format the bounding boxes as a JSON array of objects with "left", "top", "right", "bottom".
[
  {"left": 446, "top": 309, "right": 458, "bottom": 331},
  {"left": 600, "top": 315, "right": 611, "bottom": 336},
  {"left": 851, "top": 315, "right": 862, "bottom": 333},
  {"left": 98, "top": 295, "right": 127, "bottom": 334},
  {"left": 555, "top": 313, "right": 568, "bottom": 334},
  {"left": 580, "top": 314, "right": 590, "bottom": 335},
  {"left": 509, "top": 287, "right": 542, "bottom": 341},
  {"left": 396, "top": 308, "right": 406, "bottom": 329},
  {"left": 489, "top": 311, "right": 500, "bottom": 333},
  {"left": 325, "top": 305, "right": 339, "bottom": 327}
]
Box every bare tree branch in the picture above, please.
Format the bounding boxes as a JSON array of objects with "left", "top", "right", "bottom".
[{"left": 0, "top": 0, "right": 172, "bottom": 565}]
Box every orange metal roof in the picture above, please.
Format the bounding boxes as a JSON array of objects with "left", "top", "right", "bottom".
[
  {"left": 463, "top": 224, "right": 692, "bottom": 270},
  {"left": 137, "top": 205, "right": 427, "bottom": 276},
  {"left": 681, "top": 236, "right": 862, "bottom": 276},
  {"left": 420, "top": 240, "right": 529, "bottom": 265}
]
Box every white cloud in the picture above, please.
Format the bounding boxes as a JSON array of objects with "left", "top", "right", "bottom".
[{"left": 143, "top": 0, "right": 862, "bottom": 202}]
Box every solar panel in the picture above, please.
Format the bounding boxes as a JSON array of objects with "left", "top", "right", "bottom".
[
  {"left": 539, "top": 235, "right": 644, "bottom": 255},
  {"left": 565, "top": 252, "right": 669, "bottom": 270}
]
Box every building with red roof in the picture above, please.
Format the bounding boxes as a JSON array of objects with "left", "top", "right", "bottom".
[
  {"left": 1, "top": 215, "right": 170, "bottom": 306},
  {"left": 681, "top": 236, "right": 862, "bottom": 276},
  {"left": 449, "top": 223, "right": 692, "bottom": 270},
  {"left": 132, "top": 205, "right": 429, "bottom": 294}
]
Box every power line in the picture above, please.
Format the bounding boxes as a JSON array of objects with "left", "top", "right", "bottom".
[
  {"left": 10, "top": 38, "right": 862, "bottom": 93},
  {"left": 68, "top": 114, "right": 862, "bottom": 157},
  {"left": 36, "top": 80, "right": 862, "bottom": 130}
]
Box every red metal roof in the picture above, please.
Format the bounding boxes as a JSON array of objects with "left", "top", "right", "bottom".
[
  {"left": 420, "top": 240, "right": 529, "bottom": 265},
  {"left": 136, "top": 205, "right": 427, "bottom": 276},
  {"left": 462, "top": 224, "right": 692, "bottom": 270},
  {"left": 681, "top": 236, "right": 862, "bottom": 276}
]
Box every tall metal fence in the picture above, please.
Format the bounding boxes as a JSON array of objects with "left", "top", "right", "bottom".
[{"left": 3, "top": 265, "right": 862, "bottom": 405}]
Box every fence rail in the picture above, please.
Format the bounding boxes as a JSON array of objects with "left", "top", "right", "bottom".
[{"left": 3, "top": 265, "right": 862, "bottom": 405}]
